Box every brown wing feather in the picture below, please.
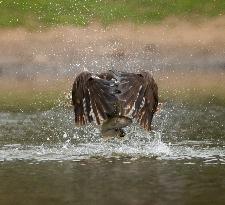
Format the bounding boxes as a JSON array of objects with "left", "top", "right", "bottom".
[
  {"left": 118, "top": 73, "right": 142, "bottom": 114},
  {"left": 72, "top": 71, "right": 118, "bottom": 126},
  {"left": 118, "top": 71, "right": 158, "bottom": 131}
]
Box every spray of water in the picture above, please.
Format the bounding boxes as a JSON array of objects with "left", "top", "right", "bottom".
[{"left": 1, "top": 100, "right": 225, "bottom": 163}]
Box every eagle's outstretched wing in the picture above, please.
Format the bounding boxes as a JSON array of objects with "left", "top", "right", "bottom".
[
  {"left": 72, "top": 71, "right": 118, "bottom": 126},
  {"left": 117, "top": 71, "right": 158, "bottom": 131}
]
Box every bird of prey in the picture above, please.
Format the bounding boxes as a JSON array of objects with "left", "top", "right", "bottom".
[{"left": 72, "top": 70, "right": 158, "bottom": 138}]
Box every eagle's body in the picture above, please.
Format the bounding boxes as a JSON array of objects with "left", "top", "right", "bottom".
[{"left": 72, "top": 70, "right": 158, "bottom": 138}]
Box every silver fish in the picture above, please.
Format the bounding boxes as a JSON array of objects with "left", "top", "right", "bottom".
[{"left": 101, "top": 116, "right": 132, "bottom": 139}]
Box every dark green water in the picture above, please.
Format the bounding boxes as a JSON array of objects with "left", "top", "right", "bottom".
[{"left": 0, "top": 103, "right": 225, "bottom": 204}]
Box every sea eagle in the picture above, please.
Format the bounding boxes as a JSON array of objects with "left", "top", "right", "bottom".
[{"left": 72, "top": 70, "right": 158, "bottom": 138}]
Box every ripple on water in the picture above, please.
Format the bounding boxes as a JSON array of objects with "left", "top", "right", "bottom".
[
  {"left": 0, "top": 103, "right": 225, "bottom": 164},
  {"left": 0, "top": 130, "right": 225, "bottom": 164}
]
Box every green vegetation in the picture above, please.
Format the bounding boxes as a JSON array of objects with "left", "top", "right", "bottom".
[
  {"left": 0, "top": 0, "right": 225, "bottom": 28},
  {"left": 0, "top": 78, "right": 72, "bottom": 112},
  {"left": 0, "top": 90, "right": 64, "bottom": 112},
  {"left": 1, "top": 82, "right": 225, "bottom": 112},
  {"left": 157, "top": 71, "right": 225, "bottom": 106},
  {"left": 160, "top": 87, "right": 225, "bottom": 106},
  {"left": 1, "top": 71, "right": 224, "bottom": 112},
  {"left": 1, "top": 87, "right": 225, "bottom": 112}
]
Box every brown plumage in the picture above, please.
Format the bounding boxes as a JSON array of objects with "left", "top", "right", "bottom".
[
  {"left": 72, "top": 70, "right": 158, "bottom": 137},
  {"left": 117, "top": 71, "right": 158, "bottom": 131}
]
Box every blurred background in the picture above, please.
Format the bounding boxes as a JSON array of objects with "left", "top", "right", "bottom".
[
  {"left": 0, "top": 0, "right": 225, "bottom": 111},
  {"left": 1, "top": 1, "right": 225, "bottom": 205}
]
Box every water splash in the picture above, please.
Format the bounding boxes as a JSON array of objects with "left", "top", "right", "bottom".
[
  {"left": 0, "top": 103, "right": 225, "bottom": 163},
  {"left": 0, "top": 131, "right": 169, "bottom": 161}
]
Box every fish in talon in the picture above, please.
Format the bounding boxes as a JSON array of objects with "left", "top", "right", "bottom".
[
  {"left": 72, "top": 70, "right": 158, "bottom": 138},
  {"left": 101, "top": 116, "right": 132, "bottom": 138}
]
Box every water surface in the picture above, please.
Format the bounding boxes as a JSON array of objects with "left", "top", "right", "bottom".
[{"left": 0, "top": 103, "right": 225, "bottom": 204}]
